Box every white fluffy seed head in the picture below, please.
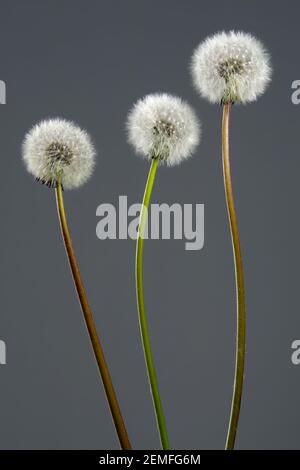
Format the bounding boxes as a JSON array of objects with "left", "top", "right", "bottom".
[
  {"left": 22, "top": 118, "right": 96, "bottom": 189},
  {"left": 126, "top": 93, "right": 200, "bottom": 166},
  {"left": 191, "top": 31, "right": 272, "bottom": 104}
]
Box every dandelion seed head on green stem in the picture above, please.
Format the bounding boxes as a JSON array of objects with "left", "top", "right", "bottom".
[{"left": 127, "top": 93, "right": 201, "bottom": 166}]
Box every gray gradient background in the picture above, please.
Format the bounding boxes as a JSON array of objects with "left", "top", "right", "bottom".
[{"left": 0, "top": 0, "right": 298, "bottom": 450}]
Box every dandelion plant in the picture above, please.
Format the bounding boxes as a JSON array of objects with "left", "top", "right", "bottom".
[
  {"left": 22, "top": 118, "right": 131, "bottom": 450},
  {"left": 127, "top": 94, "right": 200, "bottom": 449},
  {"left": 191, "top": 31, "right": 272, "bottom": 449}
]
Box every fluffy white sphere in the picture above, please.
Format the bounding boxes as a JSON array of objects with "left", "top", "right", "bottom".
[
  {"left": 127, "top": 93, "right": 200, "bottom": 166},
  {"left": 22, "top": 118, "right": 96, "bottom": 189},
  {"left": 191, "top": 31, "right": 272, "bottom": 104}
]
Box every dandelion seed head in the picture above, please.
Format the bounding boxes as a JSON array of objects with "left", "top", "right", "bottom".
[
  {"left": 127, "top": 93, "right": 200, "bottom": 166},
  {"left": 22, "top": 118, "right": 96, "bottom": 189},
  {"left": 191, "top": 31, "right": 272, "bottom": 104}
]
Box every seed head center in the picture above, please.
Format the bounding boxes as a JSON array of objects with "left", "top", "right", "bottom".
[
  {"left": 218, "top": 58, "right": 245, "bottom": 80},
  {"left": 46, "top": 142, "right": 73, "bottom": 165},
  {"left": 153, "top": 120, "right": 177, "bottom": 138}
]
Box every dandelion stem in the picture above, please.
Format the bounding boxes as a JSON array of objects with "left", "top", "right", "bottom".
[
  {"left": 55, "top": 181, "right": 132, "bottom": 450},
  {"left": 136, "top": 157, "right": 170, "bottom": 450},
  {"left": 222, "top": 104, "right": 246, "bottom": 450}
]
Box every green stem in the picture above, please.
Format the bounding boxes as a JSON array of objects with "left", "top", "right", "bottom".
[
  {"left": 55, "top": 181, "right": 132, "bottom": 450},
  {"left": 136, "top": 157, "right": 170, "bottom": 450},
  {"left": 222, "top": 104, "right": 246, "bottom": 450}
]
